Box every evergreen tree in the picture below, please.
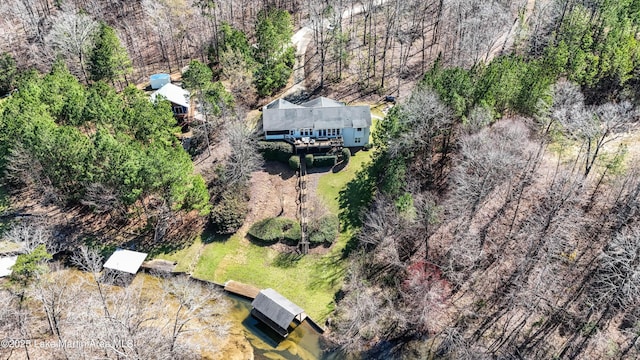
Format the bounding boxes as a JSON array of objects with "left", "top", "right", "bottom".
[
  {"left": 253, "top": 9, "right": 295, "bottom": 96},
  {"left": 88, "top": 23, "right": 132, "bottom": 84},
  {"left": 0, "top": 52, "right": 17, "bottom": 96}
]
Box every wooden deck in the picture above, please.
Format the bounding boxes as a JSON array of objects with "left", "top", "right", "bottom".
[
  {"left": 140, "top": 259, "right": 178, "bottom": 273},
  {"left": 291, "top": 137, "right": 343, "bottom": 152},
  {"left": 224, "top": 280, "right": 261, "bottom": 299}
]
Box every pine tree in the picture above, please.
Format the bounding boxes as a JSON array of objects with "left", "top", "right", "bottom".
[{"left": 88, "top": 23, "right": 132, "bottom": 84}]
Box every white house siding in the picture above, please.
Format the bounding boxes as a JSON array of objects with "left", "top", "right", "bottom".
[{"left": 342, "top": 127, "right": 369, "bottom": 147}]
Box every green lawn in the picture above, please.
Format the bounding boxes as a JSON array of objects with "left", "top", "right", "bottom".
[
  {"left": 316, "top": 150, "right": 373, "bottom": 214},
  {"left": 156, "top": 117, "right": 377, "bottom": 322},
  {"left": 155, "top": 236, "right": 204, "bottom": 273}
]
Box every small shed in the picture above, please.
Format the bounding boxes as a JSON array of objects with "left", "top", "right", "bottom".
[
  {"left": 0, "top": 256, "right": 18, "bottom": 278},
  {"left": 251, "top": 288, "right": 306, "bottom": 337},
  {"left": 103, "top": 249, "right": 148, "bottom": 274},
  {"left": 150, "top": 73, "right": 171, "bottom": 89}
]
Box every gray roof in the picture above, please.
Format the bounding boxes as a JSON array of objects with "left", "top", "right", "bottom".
[
  {"left": 263, "top": 97, "right": 371, "bottom": 131},
  {"left": 251, "top": 288, "right": 304, "bottom": 331},
  {"left": 264, "top": 98, "right": 304, "bottom": 110},
  {"left": 301, "top": 97, "right": 344, "bottom": 108}
]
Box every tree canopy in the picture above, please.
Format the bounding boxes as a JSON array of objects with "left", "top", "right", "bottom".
[{"left": 88, "top": 22, "right": 133, "bottom": 84}]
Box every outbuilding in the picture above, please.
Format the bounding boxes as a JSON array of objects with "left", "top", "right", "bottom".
[
  {"left": 251, "top": 288, "right": 307, "bottom": 337},
  {"left": 103, "top": 249, "right": 148, "bottom": 275},
  {"left": 0, "top": 256, "right": 18, "bottom": 278}
]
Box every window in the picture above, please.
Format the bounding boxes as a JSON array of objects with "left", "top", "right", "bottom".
[
  {"left": 173, "top": 106, "right": 185, "bottom": 114},
  {"left": 290, "top": 129, "right": 295, "bottom": 136},
  {"left": 356, "top": 128, "right": 362, "bottom": 132},
  {"left": 355, "top": 137, "right": 362, "bottom": 144},
  {"left": 266, "top": 130, "right": 290, "bottom": 136},
  {"left": 337, "top": 128, "right": 341, "bottom": 135}
]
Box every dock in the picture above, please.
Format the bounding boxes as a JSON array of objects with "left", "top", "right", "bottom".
[
  {"left": 224, "top": 280, "right": 260, "bottom": 299},
  {"left": 140, "top": 259, "right": 177, "bottom": 273}
]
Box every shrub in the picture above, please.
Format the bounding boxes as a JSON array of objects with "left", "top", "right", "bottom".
[
  {"left": 341, "top": 148, "right": 351, "bottom": 164},
  {"left": 288, "top": 155, "right": 300, "bottom": 170},
  {"left": 313, "top": 155, "right": 337, "bottom": 167},
  {"left": 248, "top": 217, "right": 301, "bottom": 244},
  {"left": 308, "top": 214, "right": 339, "bottom": 244},
  {"left": 209, "top": 184, "right": 249, "bottom": 234},
  {"left": 258, "top": 141, "right": 293, "bottom": 163},
  {"left": 305, "top": 154, "right": 314, "bottom": 168},
  {"left": 362, "top": 143, "right": 373, "bottom": 151}
]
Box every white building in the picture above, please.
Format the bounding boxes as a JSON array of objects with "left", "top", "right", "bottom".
[
  {"left": 262, "top": 97, "right": 371, "bottom": 148},
  {"left": 150, "top": 83, "right": 191, "bottom": 120}
]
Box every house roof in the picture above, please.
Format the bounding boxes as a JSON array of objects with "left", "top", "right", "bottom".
[
  {"left": 264, "top": 98, "right": 304, "bottom": 110},
  {"left": 0, "top": 256, "right": 18, "bottom": 278},
  {"left": 301, "top": 96, "right": 344, "bottom": 108},
  {"left": 262, "top": 97, "right": 371, "bottom": 131},
  {"left": 150, "top": 83, "right": 190, "bottom": 108},
  {"left": 103, "top": 249, "right": 148, "bottom": 274},
  {"left": 251, "top": 288, "right": 304, "bottom": 332}
]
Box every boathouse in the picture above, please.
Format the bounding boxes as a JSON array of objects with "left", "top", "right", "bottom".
[{"left": 251, "top": 288, "right": 307, "bottom": 337}]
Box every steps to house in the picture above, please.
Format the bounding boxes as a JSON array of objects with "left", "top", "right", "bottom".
[{"left": 298, "top": 155, "right": 309, "bottom": 255}]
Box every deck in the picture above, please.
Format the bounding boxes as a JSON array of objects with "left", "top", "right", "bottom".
[
  {"left": 224, "top": 280, "right": 261, "bottom": 299},
  {"left": 289, "top": 136, "right": 343, "bottom": 152},
  {"left": 141, "top": 259, "right": 178, "bottom": 273}
]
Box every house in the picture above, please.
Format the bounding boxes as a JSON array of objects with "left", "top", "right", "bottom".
[
  {"left": 150, "top": 83, "right": 192, "bottom": 121},
  {"left": 251, "top": 288, "right": 307, "bottom": 337},
  {"left": 103, "top": 249, "right": 148, "bottom": 275},
  {"left": 262, "top": 97, "right": 371, "bottom": 148}
]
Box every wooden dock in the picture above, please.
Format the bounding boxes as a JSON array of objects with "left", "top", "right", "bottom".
[
  {"left": 224, "top": 280, "right": 260, "bottom": 299},
  {"left": 140, "top": 259, "right": 178, "bottom": 273}
]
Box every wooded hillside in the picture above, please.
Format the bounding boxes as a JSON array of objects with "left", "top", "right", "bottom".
[{"left": 0, "top": 0, "right": 639, "bottom": 359}]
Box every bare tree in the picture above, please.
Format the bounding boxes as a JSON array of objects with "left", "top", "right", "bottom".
[
  {"left": 160, "top": 275, "right": 230, "bottom": 355},
  {"left": 592, "top": 227, "right": 640, "bottom": 308},
  {"left": 45, "top": 8, "right": 98, "bottom": 82},
  {"left": 224, "top": 118, "right": 263, "bottom": 185},
  {"left": 551, "top": 80, "right": 637, "bottom": 177}
]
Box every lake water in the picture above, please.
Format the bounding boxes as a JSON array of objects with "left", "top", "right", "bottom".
[{"left": 224, "top": 293, "right": 340, "bottom": 360}]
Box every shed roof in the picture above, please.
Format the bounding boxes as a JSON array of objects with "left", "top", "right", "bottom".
[
  {"left": 103, "top": 249, "right": 148, "bottom": 274},
  {"left": 252, "top": 288, "right": 304, "bottom": 332},
  {"left": 150, "top": 83, "right": 190, "bottom": 108},
  {"left": 0, "top": 256, "right": 18, "bottom": 278}
]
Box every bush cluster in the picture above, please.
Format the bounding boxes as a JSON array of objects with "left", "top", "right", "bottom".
[
  {"left": 288, "top": 155, "right": 300, "bottom": 170},
  {"left": 248, "top": 217, "right": 301, "bottom": 244},
  {"left": 305, "top": 154, "right": 314, "bottom": 167},
  {"left": 209, "top": 184, "right": 249, "bottom": 234},
  {"left": 258, "top": 141, "right": 293, "bottom": 163},
  {"left": 341, "top": 148, "right": 351, "bottom": 164},
  {"left": 313, "top": 155, "right": 337, "bottom": 167},
  {"left": 308, "top": 214, "right": 339, "bottom": 244}
]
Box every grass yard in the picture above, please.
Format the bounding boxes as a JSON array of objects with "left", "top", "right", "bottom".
[
  {"left": 191, "top": 233, "right": 345, "bottom": 321},
  {"left": 155, "top": 236, "right": 204, "bottom": 273},
  {"left": 316, "top": 150, "right": 373, "bottom": 214},
  {"left": 156, "top": 112, "right": 379, "bottom": 322}
]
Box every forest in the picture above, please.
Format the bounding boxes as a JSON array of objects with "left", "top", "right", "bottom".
[{"left": 0, "top": 0, "right": 640, "bottom": 359}]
